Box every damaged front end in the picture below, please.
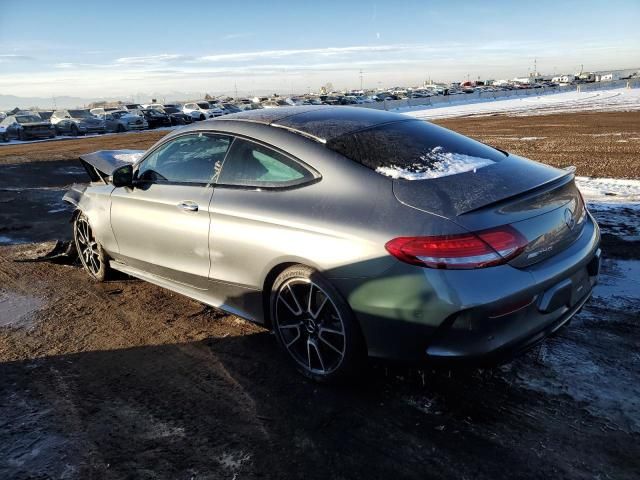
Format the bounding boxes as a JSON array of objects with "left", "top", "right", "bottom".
[
  {"left": 62, "top": 149, "right": 145, "bottom": 255},
  {"left": 62, "top": 149, "right": 144, "bottom": 207}
]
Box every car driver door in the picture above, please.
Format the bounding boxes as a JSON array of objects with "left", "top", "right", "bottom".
[{"left": 110, "top": 132, "right": 232, "bottom": 288}]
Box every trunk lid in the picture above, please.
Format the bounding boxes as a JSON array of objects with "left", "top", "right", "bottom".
[{"left": 393, "top": 155, "right": 587, "bottom": 267}]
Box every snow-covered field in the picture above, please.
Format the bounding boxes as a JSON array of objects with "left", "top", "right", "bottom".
[
  {"left": 577, "top": 176, "right": 640, "bottom": 206},
  {"left": 398, "top": 87, "right": 640, "bottom": 120}
]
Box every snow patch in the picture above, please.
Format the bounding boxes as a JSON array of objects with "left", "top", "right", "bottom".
[
  {"left": 375, "top": 146, "right": 495, "bottom": 180},
  {"left": 398, "top": 87, "right": 640, "bottom": 120},
  {"left": 518, "top": 136, "right": 546, "bottom": 141},
  {"left": 575, "top": 176, "right": 640, "bottom": 205}
]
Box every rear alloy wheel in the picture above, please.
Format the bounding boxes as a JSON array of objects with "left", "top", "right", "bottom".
[
  {"left": 199, "top": 114, "right": 205, "bottom": 121},
  {"left": 271, "top": 265, "right": 365, "bottom": 382},
  {"left": 74, "top": 213, "right": 110, "bottom": 281}
]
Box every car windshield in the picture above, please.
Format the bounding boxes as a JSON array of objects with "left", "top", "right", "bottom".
[
  {"left": 69, "top": 110, "right": 92, "bottom": 118},
  {"left": 163, "top": 107, "right": 179, "bottom": 113},
  {"left": 197, "top": 103, "right": 210, "bottom": 109},
  {"left": 326, "top": 119, "right": 506, "bottom": 181},
  {"left": 16, "top": 115, "right": 42, "bottom": 123},
  {"left": 148, "top": 109, "right": 164, "bottom": 115}
]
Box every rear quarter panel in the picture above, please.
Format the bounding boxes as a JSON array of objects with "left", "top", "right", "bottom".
[{"left": 205, "top": 122, "right": 466, "bottom": 289}]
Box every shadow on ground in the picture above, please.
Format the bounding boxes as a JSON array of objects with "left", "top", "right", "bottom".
[{"left": 1, "top": 323, "right": 638, "bottom": 480}]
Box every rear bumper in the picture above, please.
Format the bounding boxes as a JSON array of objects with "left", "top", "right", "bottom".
[
  {"left": 335, "top": 214, "right": 601, "bottom": 364},
  {"left": 424, "top": 248, "right": 600, "bottom": 364}
]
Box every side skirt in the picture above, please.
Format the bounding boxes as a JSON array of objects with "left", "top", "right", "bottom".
[{"left": 109, "top": 260, "right": 264, "bottom": 325}]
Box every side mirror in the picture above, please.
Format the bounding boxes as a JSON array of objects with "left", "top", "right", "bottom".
[{"left": 112, "top": 164, "right": 134, "bottom": 188}]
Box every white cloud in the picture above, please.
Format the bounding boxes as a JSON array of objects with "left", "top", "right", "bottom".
[
  {"left": 114, "top": 54, "right": 191, "bottom": 65},
  {"left": 0, "top": 54, "right": 34, "bottom": 62},
  {"left": 195, "top": 44, "right": 421, "bottom": 63},
  {"left": 1, "top": 41, "right": 638, "bottom": 99}
]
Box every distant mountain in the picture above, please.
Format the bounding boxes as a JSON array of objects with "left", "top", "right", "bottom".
[
  {"left": 0, "top": 89, "right": 280, "bottom": 111},
  {"left": 0, "top": 94, "right": 113, "bottom": 111}
]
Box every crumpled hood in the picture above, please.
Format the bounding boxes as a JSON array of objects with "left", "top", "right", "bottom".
[{"left": 78, "top": 149, "right": 145, "bottom": 181}]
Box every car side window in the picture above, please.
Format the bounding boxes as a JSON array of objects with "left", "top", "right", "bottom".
[
  {"left": 217, "top": 138, "right": 314, "bottom": 188},
  {"left": 136, "top": 133, "right": 232, "bottom": 184}
]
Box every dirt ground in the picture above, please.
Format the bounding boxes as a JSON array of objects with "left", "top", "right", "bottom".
[
  {"left": 438, "top": 111, "right": 640, "bottom": 179},
  {"left": 0, "top": 113, "right": 639, "bottom": 479}
]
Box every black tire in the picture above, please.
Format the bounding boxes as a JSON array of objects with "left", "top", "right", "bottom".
[
  {"left": 73, "top": 212, "right": 110, "bottom": 281},
  {"left": 199, "top": 114, "right": 205, "bottom": 121},
  {"left": 18, "top": 129, "right": 27, "bottom": 141},
  {"left": 70, "top": 124, "right": 79, "bottom": 136},
  {"left": 270, "top": 265, "right": 366, "bottom": 382},
  {"left": 1, "top": 133, "right": 7, "bottom": 142},
  {"left": 116, "top": 124, "right": 125, "bottom": 133}
]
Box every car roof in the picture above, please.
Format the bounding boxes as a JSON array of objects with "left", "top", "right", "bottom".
[{"left": 213, "top": 106, "right": 411, "bottom": 143}]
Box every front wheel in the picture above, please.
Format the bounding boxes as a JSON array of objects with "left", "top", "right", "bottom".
[
  {"left": 271, "top": 265, "right": 366, "bottom": 382},
  {"left": 74, "top": 213, "right": 110, "bottom": 281}
]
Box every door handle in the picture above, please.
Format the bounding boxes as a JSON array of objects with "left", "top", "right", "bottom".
[{"left": 178, "top": 201, "right": 199, "bottom": 212}]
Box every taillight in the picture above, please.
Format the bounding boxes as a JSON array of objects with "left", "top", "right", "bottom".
[{"left": 385, "top": 225, "right": 528, "bottom": 269}]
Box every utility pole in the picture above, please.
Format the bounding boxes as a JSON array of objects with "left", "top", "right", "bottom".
[
  {"left": 359, "top": 70, "right": 364, "bottom": 90},
  {"left": 234, "top": 82, "right": 238, "bottom": 99}
]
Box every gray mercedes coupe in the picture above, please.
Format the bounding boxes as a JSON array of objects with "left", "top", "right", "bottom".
[{"left": 64, "top": 106, "right": 601, "bottom": 381}]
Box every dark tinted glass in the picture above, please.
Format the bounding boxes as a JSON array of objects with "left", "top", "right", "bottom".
[
  {"left": 136, "top": 133, "right": 231, "bottom": 184},
  {"left": 69, "top": 110, "right": 92, "bottom": 118},
  {"left": 326, "top": 120, "right": 505, "bottom": 180},
  {"left": 272, "top": 107, "right": 402, "bottom": 140},
  {"left": 218, "top": 139, "right": 314, "bottom": 187},
  {"left": 16, "top": 115, "right": 42, "bottom": 123}
]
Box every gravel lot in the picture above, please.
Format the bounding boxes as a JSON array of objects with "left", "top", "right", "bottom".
[{"left": 0, "top": 112, "right": 638, "bottom": 479}]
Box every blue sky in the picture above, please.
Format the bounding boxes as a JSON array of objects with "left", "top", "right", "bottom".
[{"left": 1, "top": 0, "right": 639, "bottom": 99}]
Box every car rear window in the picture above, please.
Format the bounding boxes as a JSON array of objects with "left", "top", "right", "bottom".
[{"left": 326, "top": 120, "right": 506, "bottom": 180}]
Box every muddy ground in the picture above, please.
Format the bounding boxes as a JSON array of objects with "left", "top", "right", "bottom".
[{"left": 0, "top": 113, "right": 639, "bottom": 479}]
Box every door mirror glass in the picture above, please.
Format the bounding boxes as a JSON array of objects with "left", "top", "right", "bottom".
[{"left": 112, "top": 164, "right": 134, "bottom": 188}]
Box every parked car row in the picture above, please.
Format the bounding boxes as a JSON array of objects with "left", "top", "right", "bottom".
[{"left": 0, "top": 81, "right": 557, "bottom": 143}]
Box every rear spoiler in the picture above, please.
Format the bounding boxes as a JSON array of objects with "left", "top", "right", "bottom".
[
  {"left": 392, "top": 155, "right": 574, "bottom": 218},
  {"left": 79, "top": 150, "right": 144, "bottom": 183}
]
